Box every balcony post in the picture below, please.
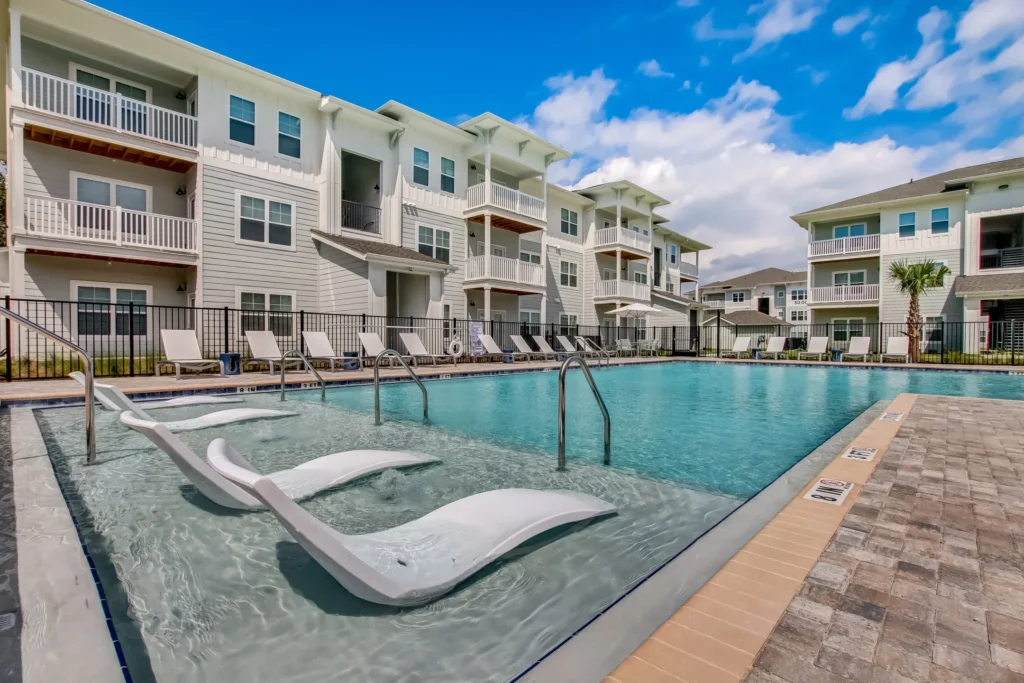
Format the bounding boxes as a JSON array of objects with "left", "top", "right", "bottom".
[
  {"left": 484, "top": 212, "right": 492, "bottom": 278},
  {"left": 9, "top": 11, "right": 22, "bottom": 107},
  {"left": 115, "top": 206, "right": 123, "bottom": 245},
  {"left": 483, "top": 286, "right": 491, "bottom": 323},
  {"left": 540, "top": 293, "right": 547, "bottom": 326},
  {"left": 541, "top": 164, "right": 548, "bottom": 222},
  {"left": 484, "top": 138, "right": 492, "bottom": 204},
  {"left": 694, "top": 250, "right": 701, "bottom": 300},
  {"left": 616, "top": 249, "right": 622, "bottom": 295}
]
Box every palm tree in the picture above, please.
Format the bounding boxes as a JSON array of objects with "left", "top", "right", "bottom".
[{"left": 887, "top": 259, "right": 952, "bottom": 362}]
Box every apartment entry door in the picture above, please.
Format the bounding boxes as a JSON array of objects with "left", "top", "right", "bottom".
[
  {"left": 386, "top": 271, "right": 429, "bottom": 349},
  {"left": 758, "top": 297, "right": 770, "bottom": 314},
  {"left": 653, "top": 248, "right": 662, "bottom": 287}
]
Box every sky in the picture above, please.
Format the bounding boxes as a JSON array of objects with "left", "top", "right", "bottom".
[{"left": 93, "top": 0, "right": 1024, "bottom": 283}]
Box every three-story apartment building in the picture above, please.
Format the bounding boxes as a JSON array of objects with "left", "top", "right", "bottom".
[{"left": 699, "top": 268, "right": 808, "bottom": 325}]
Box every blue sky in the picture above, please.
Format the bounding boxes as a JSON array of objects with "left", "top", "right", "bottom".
[{"left": 92, "top": 0, "right": 1024, "bottom": 281}]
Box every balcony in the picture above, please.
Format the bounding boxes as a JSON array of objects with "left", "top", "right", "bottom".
[
  {"left": 594, "top": 279, "right": 651, "bottom": 302},
  {"left": 677, "top": 261, "right": 699, "bottom": 281},
  {"left": 340, "top": 200, "right": 382, "bottom": 235},
  {"left": 464, "top": 255, "right": 545, "bottom": 292},
  {"left": 465, "top": 181, "right": 546, "bottom": 233},
  {"left": 24, "top": 195, "right": 198, "bottom": 260},
  {"left": 808, "top": 234, "right": 880, "bottom": 260},
  {"left": 981, "top": 247, "right": 1024, "bottom": 270},
  {"left": 594, "top": 227, "right": 651, "bottom": 256},
  {"left": 809, "top": 284, "right": 879, "bottom": 305},
  {"left": 703, "top": 300, "right": 753, "bottom": 311}
]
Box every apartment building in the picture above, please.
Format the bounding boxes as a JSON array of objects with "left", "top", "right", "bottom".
[
  {"left": 791, "top": 156, "right": 1024, "bottom": 345},
  {"left": 699, "top": 268, "right": 808, "bottom": 325},
  {"left": 1, "top": 0, "right": 710, "bottom": 351}
]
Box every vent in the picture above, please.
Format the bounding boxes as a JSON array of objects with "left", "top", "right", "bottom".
[{"left": 0, "top": 612, "right": 16, "bottom": 631}]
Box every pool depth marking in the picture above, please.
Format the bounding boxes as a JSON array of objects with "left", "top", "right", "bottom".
[
  {"left": 879, "top": 411, "right": 903, "bottom": 422},
  {"left": 841, "top": 446, "right": 878, "bottom": 462},
  {"left": 803, "top": 478, "right": 853, "bottom": 505}
]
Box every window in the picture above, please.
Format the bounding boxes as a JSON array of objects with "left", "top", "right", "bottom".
[
  {"left": 560, "top": 261, "right": 578, "bottom": 288},
  {"left": 77, "top": 285, "right": 110, "bottom": 335},
  {"left": 898, "top": 212, "right": 916, "bottom": 238},
  {"left": 931, "top": 208, "right": 949, "bottom": 234},
  {"left": 443, "top": 304, "right": 452, "bottom": 340},
  {"left": 115, "top": 288, "right": 148, "bottom": 335},
  {"left": 634, "top": 271, "right": 648, "bottom": 285},
  {"left": 239, "top": 291, "right": 294, "bottom": 336},
  {"left": 666, "top": 282, "right": 674, "bottom": 293},
  {"left": 520, "top": 310, "right": 541, "bottom": 335},
  {"left": 777, "top": 290, "right": 785, "bottom": 300},
  {"left": 71, "top": 173, "right": 151, "bottom": 233},
  {"left": 238, "top": 194, "right": 293, "bottom": 248},
  {"left": 278, "top": 112, "right": 301, "bottom": 158},
  {"left": 791, "top": 289, "right": 807, "bottom": 302},
  {"left": 519, "top": 244, "right": 541, "bottom": 264},
  {"left": 560, "top": 208, "right": 578, "bottom": 236},
  {"left": 731, "top": 292, "right": 745, "bottom": 303},
  {"left": 73, "top": 282, "right": 150, "bottom": 336},
  {"left": 832, "top": 318, "right": 864, "bottom": 343},
  {"left": 441, "top": 157, "right": 455, "bottom": 194},
  {"left": 413, "top": 148, "right": 429, "bottom": 186},
  {"left": 924, "top": 315, "right": 944, "bottom": 348},
  {"left": 418, "top": 226, "right": 450, "bottom": 263},
  {"left": 669, "top": 245, "right": 678, "bottom": 264},
  {"left": 834, "top": 224, "right": 866, "bottom": 238},
  {"left": 559, "top": 313, "right": 578, "bottom": 335},
  {"left": 833, "top": 271, "right": 866, "bottom": 286},
  {"left": 229, "top": 95, "right": 256, "bottom": 145},
  {"left": 73, "top": 65, "right": 152, "bottom": 131},
  {"left": 790, "top": 310, "right": 807, "bottom": 322}
]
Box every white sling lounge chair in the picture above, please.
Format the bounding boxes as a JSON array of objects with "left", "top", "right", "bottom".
[
  {"left": 70, "top": 371, "right": 242, "bottom": 410},
  {"left": 531, "top": 335, "right": 560, "bottom": 358},
  {"left": 881, "top": 336, "right": 911, "bottom": 363},
  {"left": 207, "top": 443, "right": 617, "bottom": 605},
  {"left": 156, "top": 330, "right": 225, "bottom": 378},
  {"left": 555, "top": 336, "right": 580, "bottom": 356},
  {"left": 358, "top": 332, "right": 416, "bottom": 368},
  {"left": 479, "top": 333, "right": 525, "bottom": 362},
  {"left": 721, "top": 336, "right": 751, "bottom": 359},
  {"left": 844, "top": 336, "right": 872, "bottom": 362},
  {"left": 577, "top": 336, "right": 612, "bottom": 358},
  {"left": 302, "top": 331, "right": 348, "bottom": 370},
  {"left": 798, "top": 336, "right": 829, "bottom": 361},
  {"left": 510, "top": 334, "right": 552, "bottom": 360},
  {"left": 400, "top": 332, "right": 451, "bottom": 366},
  {"left": 616, "top": 338, "right": 637, "bottom": 357},
  {"left": 120, "top": 413, "right": 438, "bottom": 510},
  {"left": 245, "top": 331, "right": 302, "bottom": 374},
  {"left": 762, "top": 336, "right": 787, "bottom": 359}
]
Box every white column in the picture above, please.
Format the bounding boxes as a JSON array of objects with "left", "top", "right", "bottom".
[
  {"left": 615, "top": 200, "right": 622, "bottom": 232},
  {"left": 541, "top": 166, "right": 548, "bottom": 221},
  {"left": 694, "top": 250, "right": 700, "bottom": 300},
  {"left": 10, "top": 10, "right": 22, "bottom": 107},
  {"left": 484, "top": 212, "right": 492, "bottom": 278},
  {"left": 484, "top": 140, "right": 492, "bottom": 203},
  {"left": 484, "top": 286, "right": 492, "bottom": 322},
  {"left": 540, "top": 293, "right": 547, "bottom": 325},
  {"left": 616, "top": 248, "right": 622, "bottom": 294},
  {"left": 9, "top": 121, "right": 24, "bottom": 240}
]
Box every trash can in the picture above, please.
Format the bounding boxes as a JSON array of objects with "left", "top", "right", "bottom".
[
  {"left": 752, "top": 349, "right": 762, "bottom": 360},
  {"left": 831, "top": 349, "right": 844, "bottom": 362},
  {"left": 342, "top": 351, "right": 360, "bottom": 371},
  {"left": 220, "top": 352, "right": 241, "bottom": 375}
]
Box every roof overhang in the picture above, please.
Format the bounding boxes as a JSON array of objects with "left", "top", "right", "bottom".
[
  {"left": 311, "top": 232, "right": 453, "bottom": 275},
  {"left": 375, "top": 101, "right": 476, "bottom": 145},
  {"left": 457, "top": 113, "right": 572, "bottom": 164},
  {"left": 574, "top": 179, "right": 670, "bottom": 208},
  {"left": 791, "top": 189, "right": 970, "bottom": 228},
  {"left": 318, "top": 96, "right": 404, "bottom": 133}
]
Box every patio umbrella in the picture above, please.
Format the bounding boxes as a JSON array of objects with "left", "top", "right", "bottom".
[{"left": 607, "top": 302, "right": 663, "bottom": 319}]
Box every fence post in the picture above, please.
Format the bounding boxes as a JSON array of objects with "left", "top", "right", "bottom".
[
  {"left": 223, "top": 307, "right": 229, "bottom": 354},
  {"left": 716, "top": 309, "right": 721, "bottom": 358},
  {"left": 672, "top": 326, "right": 677, "bottom": 354},
  {"left": 1013, "top": 320, "right": 1017, "bottom": 366},
  {"left": 128, "top": 301, "right": 135, "bottom": 377},
  {"left": 4, "top": 296, "right": 11, "bottom": 382},
  {"left": 361, "top": 313, "right": 367, "bottom": 333},
  {"left": 299, "top": 310, "right": 305, "bottom": 351}
]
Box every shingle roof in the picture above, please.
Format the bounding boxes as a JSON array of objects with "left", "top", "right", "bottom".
[
  {"left": 312, "top": 230, "right": 448, "bottom": 265},
  {"left": 953, "top": 273, "right": 1024, "bottom": 296},
  {"left": 701, "top": 268, "right": 807, "bottom": 291},
  {"left": 796, "top": 156, "right": 1024, "bottom": 216},
  {"left": 701, "top": 310, "right": 792, "bottom": 326}
]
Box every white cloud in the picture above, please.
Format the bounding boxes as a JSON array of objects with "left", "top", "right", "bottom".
[
  {"left": 798, "top": 65, "right": 829, "bottom": 84},
  {"left": 694, "top": 12, "right": 752, "bottom": 41},
  {"left": 695, "top": 83, "right": 704, "bottom": 95},
  {"left": 956, "top": 0, "right": 1024, "bottom": 43},
  {"left": 700, "top": 55, "right": 711, "bottom": 67},
  {"left": 676, "top": 0, "right": 699, "bottom": 6},
  {"left": 637, "top": 59, "right": 675, "bottom": 78},
  {"left": 682, "top": 79, "right": 692, "bottom": 90},
  {"left": 735, "top": 0, "right": 827, "bottom": 61},
  {"left": 833, "top": 9, "right": 871, "bottom": 35},
  {"left": 860, "top": 30, "right": 876, "bottom": 44}
]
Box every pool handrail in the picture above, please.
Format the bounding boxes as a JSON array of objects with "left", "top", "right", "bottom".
[
  {"left": 373, "top": 349, "right": 428, "bottom": 426},
  {"left": 0, "top": 306, "right": 96, "bottom": 464},
  {"left": 557, "top": 354, "right": 611, "bottom": 471},
  {"left": 279, "top": 349, "right": 326, "bottom": 401},
  {"left": 576, "top": 336, "right": 611, "bottom": 367}
]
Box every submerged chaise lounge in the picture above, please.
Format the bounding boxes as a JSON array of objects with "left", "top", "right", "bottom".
[
  {"left": 121, "top": 413, "right": 438, "bottom": 510},
  {"left": 208, "top": 442, "right": 617, "bottom": 605}
]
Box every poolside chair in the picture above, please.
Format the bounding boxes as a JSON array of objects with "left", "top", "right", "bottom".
[
  {"left": 637, "top": 337, "right": 660, "bottom": 357},
  {"left": 156, "top": 330, "right": 225, "bottom": 378},
  {"left": 721, "top": 336, "right": 752, "bottom": 359},
  {"left": 762, "top": 336, "right": 787, "bottom": 359},
  {"left": 244, "top": 331, "right": 303, "bottom": 374},
  {"left": 556, "top": 336, "right": 583, "bottom": 357},
  {"left": 798, "top": 336, "right": 829, "bottom": 361},
  {"left": 302, "top": 331, "right": 348, "bottom": 370},
  {"left": 881, "top": 336, "right": 911, "bottom": 363},
  {"left": 844, "top": 336, "right": 872, "bottom": 362},
  {"left": 207, "top": 442, "right": 616, "bottom": 605},
  {"left": 510, "top": 334, "right": 553, "bottom": 360},
  {"left": 571, "top": 336, "right": 600, "bottom": 359},
  {"left": 399, "top": 332, "right": 452, "bottom": 366},
  {"left": 478, "top": 333, "right": 526, "bottom": 362},
  {"left": 69, "top": 371, "right": 242, "bottom": 410},
  {"left": 358, "top": 332, "right": 416, "bottom": 368},
  {"left": 531, "top": 335, "right": 560, "bottom": 359},
  {"left": 616, "top": 338, "right": 637, "bottom": 357},
  {"left": 121, "top": 412, "right": 438, "bottom": 511}
]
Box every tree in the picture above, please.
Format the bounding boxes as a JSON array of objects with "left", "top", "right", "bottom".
[{"left": 887, "top": 259, "right": 951, "bottom": 362}]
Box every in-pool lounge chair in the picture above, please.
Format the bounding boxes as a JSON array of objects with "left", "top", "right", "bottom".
[
  {"left": 121, "top": 413, "right": 438, "bottom": 511},
  {"left": 207, "top": 442, "right": 617, "bottom": 605},
  {"left": 762, "top": 336, "right": 787, "bottom": 359},
  {"left": 156, "top": 330, "right": 225, "bottom": 378},
  {"left": 479, "top": 333, "right": 525, "bottom": 362},
  {"left": 400, "top": 333, "right": 452, "bottom": 366},
  {"left": 881, "top": 336, "right": 911, "bottom": 363},
  {"left": 844, "top": 336, "right": 872, "bottom": 362},
  {"left": 510, "top": 334, "right": 552, "bottom": 361},
  {"left": 531, "top": 335, "right": 561, "bottom": 359},
  {"left": 798, "top": 336, "right": 829, "bottom": 361},
  {"left": 245, "top": 331, "right": 303, "bottom": 374},
  {"left": 358, "top": 332, "right": 416, "bottom": 368},
  {"left": 70, "top": 371, "right": 242, "bottom": 410},
  {"left": 302, "top": 331, "right": 348, "bottom": 370},
  {"left": 721, "top": 336, "right": 751, "bottom": 359}
]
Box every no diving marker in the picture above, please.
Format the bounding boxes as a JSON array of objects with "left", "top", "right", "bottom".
[
  {"left": 880, "top": 412, "right": 903, "bottom": 422},
  {"left": 843, "top": 446, "right": 878, "bottom": 462},
  {"left": 804, "top": 478, "right": 854, "bottom": 506}
]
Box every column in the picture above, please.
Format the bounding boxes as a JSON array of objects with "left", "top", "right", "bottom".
[
  {"left": 484, "top": 139, "right": 492, "bottom": 203},
  {"left": 541, "top": 165, "right": 548, "bottom": 221},
  {"left": 484, "top": 286, "right": 492, "bottom": 322},
  {"left": 540, "top": 293, "right": 547, "bottom": 325},
  {"left": 694, "top": 250, "right": 700, "bottom": 301},
  {"left": 484, "top": 212, "right": 492, "bottom": 278},
  {"left": 9, "top": 11, "right": 22, "bottom": 107},
  {"left": 616, "top": 248, "right": 622, "bottom": 295}
]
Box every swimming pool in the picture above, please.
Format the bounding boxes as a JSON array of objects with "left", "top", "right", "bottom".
[{"left": 33, "top": 361, "right": 1022, "bottom": 682}]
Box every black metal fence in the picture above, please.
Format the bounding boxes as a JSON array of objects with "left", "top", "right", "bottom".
[{"left": 1, "top": 297, "right": 1023, "bottom": 379}]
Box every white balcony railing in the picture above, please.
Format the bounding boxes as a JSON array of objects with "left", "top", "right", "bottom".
[
  {"left": 703, "top": 300, "right": 753, "bottom": 310},
  {"left": 465, "top": 181, "right": 545, "bottom": 221},
  {"left": 677, "top": 261, "right": 699, "bottom": 279},
  {"left": 810, "top": 284, "right": 879, "bottom": 304},
  {"left": 595, "top": 279, "right": 651, "bottom": 301},
  {"left": 808, "top": 234, "right": 880, "bottom": 258},
  {"left": 465, "top": 255, "right": 544, "bottom": 287},
  {"left": 25, "top": 196, "right": 198, "bottom": 254},
  {"left": 594, "top": 227, "right": 652, "bottom": 253},
  {"left": 21, "top": 68, "right": 198, "bottom": 149},
  {"left": 980, "top": 247, "right": 1024, "bottom": 270}
]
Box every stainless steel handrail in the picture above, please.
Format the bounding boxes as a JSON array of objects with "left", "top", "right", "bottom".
[
  {"left": 373, "top": 349, "right": 428, "bottom": 426},
  {"left": 279, "top": 349, "right": 326, "bottom": 401},
  {"left": 557, "top": 354, "right": 611, "bottom": 471},
  {"left": 0, "top": 306, "right": 96, "bottom": 464},
  {"left": 576, "top": 336, "right": 611, "bottom": 367}
]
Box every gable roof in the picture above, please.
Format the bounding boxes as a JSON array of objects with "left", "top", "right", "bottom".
[
  {"left": 701, "top": 268, "right": 807, "bottom": 291},
  {"left": 311, "top": 231, "right": 450, "bottom": 270},
  {"left": 701, "top": 310, "right": 791, "bottom": 326}
]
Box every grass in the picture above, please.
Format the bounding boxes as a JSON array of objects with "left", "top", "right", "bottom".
[{"left": 0, "top": 354, "right": 160, "bottom": 379}]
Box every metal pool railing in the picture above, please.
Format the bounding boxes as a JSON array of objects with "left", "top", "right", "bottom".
[
  {"left": 557, "top": 355, "right": 611, "bottom": 472},
  {"left": 373, "top": 349, "right": 428, "bottom": 426},
  {"left": 278, "top": 350, "right": 325, "bottom": 402}
]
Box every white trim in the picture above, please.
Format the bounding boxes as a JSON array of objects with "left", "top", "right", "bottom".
[
  {"left": 233, "top": 190, "right": 297, "bottom": 252},
  {"left": 412, "top": 147, "right": 430, "bottom": 187},
  {"left": 70, "top": 279, "right": 153, "bottom": 339},
  {"left": 832, "top": 223, "right": 867, "bottom": 238},
  {"left": 233, "top": 286, "right": 298, "bottom": 338},
  {"left": 69, "top": 62, "right": 152, "bottom": 103},
  {"left": 227, "top": 93, "right": 257, "bottom": 149},
  {"left": 602, "top": 268, "right": 616, "bottom": 281},
  {"left": 832, "top": 270, "right": 867, "bottom": 286},
  {"left": 417, "top": 223, "right": 451, "bottom": 264},
  {"left": 929, "top": 207, "right": 950, "bottom": 234},
  {"left": 440, "top": 156, "right": 456, "bottom": 195},
  {"left": 897, "top": 211, "right": 916, "bottom": 239},
  {"left": 560, "top": 260, "right": 579, "bottom": 288},
  {"left": 830, "top": 317, "right": 866, "bottom": 341},
  {"left": 276, "top": 110, "right": 302, "bottom": 160},
  {"left": 69, "top": 171, "right": 153, "bottom": 212}
]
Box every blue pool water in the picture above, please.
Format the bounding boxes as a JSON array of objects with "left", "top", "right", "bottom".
[{"left": 313, "top": 361, "right": 1022, "bottom": 499}]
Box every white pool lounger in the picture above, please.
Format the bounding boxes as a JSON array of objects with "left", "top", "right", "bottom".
[
  {"left": 120, "top": 413, "right": 439, "bottom": 510},
  {"left": 70, "top": 371, "right": 243, "bottom": 410},
  {"left": 208, "top": 442, "right": 618, "bottom": 606}
]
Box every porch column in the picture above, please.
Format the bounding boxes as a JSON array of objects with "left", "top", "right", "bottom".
[
  {"left": 540, "top": 293, "right": 547, "bottom": 325},
  {"left": 541, "top": 165, "right": 548, "bottom": 222},
  {"left": 484, "top": 139, "right": 492, "bottom": 203},
  {"left": 9, "top": 10, "right": 22, "bottom": 107},
  {"left": 483, "top": 286, "right": 492, "bottom": 322},
  {"left": 484, "top": 212, "right": 492, "bottom": 277},
  {"left": 9, "top": 120, "right": 25, "bottom": 250},
  {"left": 616, "top": 248, "right": 622, "bottom": 295},
  {"left": 694, "top": 250, "right": 700, "bottom": 300},
  {"left": 615, "top": 199, "right": 622, "bottom": 231}
]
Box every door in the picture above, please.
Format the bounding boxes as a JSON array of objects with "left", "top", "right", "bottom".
[
  {"left": 758, "top": 297, "right": 770, "bottom": 314},
  {"left": 653, "top": 248, "right": 662, "bottom": 286}
]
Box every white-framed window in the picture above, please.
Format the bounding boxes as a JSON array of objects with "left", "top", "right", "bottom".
[
  {"left": 238, "top": 289, "right": 295, "bottom": 337},
  {"left": 560, "top": 208, "right": 578, "bottom": 236},
  {"left": 229, "top": 95, "right": 256, "bottom": 146},
  {"left": 559, "top": 313, "right": 578, "bottom": 334},
  {"left": 72, "top": 281, "right": 152, "bottom": 337},
  {"left": 669, "top": 245, "right": 678, "bottom": 264},
  {"left": 71, "top": 172, "right": 152, "bottom": 212},
  {"left": 731, "top": 292, "right": 745, "bottom": 303},
  {"left": 418, "top": 226, "right": 451, "bottom": 263},
  {"left": 71, "top": 63, "right": 151, "bottom": 103},
  {"left": 924, "top": 314, "right": 945, "bottom": 347},
  {"left": 278, "top": 111, "right": 301, "bottom": 158},
  {"left": 777, "top": 290, "right": 785, "bottom": 300},
  {"left": 790, "top": 310, "right": 807, "bottom": 322},
  {"left": 898, "top": 211, "right": 916, "bottom": 238},
  {"left": 831, "top": 318, "right": 865, "bottom": 343},
  {"left": 833, "top": 224, "right": 866, "bottom": 238},
  {"left": 413, "top": 148, "right": 429, "bottom": 186},
  {"left": 560, "top": 261, "right": 578, "bottom": 288},
  {"left": 520, "top": 309, "right": 541, "bottom": 334},
  {"left": 833, "top": 271, "right": 866, "bottom": 286},
  {"left": 478, "top": 309, "right": 506, "bottom": 321},
  {"left": 931, "top": 207, "right": 949, "bottom": 234},
  {"left": 236, "top": 192, "right": 294, "bottom": 250},
  {"left": 519, "top": 243, "right": 541, "bottom": 264},
  {"left": 791, "top": 289, "right": 807, "bottom": 302},
  {"left": 634, "top": 271, "right": 648, "bottom": 284},
  {"left": 441, "top": 157, "right": 455, "bottom": 194},
  {"left": 666, "top": 281, "right": 675, "bottom": 293}
]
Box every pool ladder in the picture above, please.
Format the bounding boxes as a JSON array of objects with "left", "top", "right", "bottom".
[
  {"left": 373, "top": 349, "right": 429, "bottom": 426},
  {"left": 278, "top": 349, "right": 326, "bottom": 401},
  {"left": 558, "top": 355, "right": 611, "bottom": 472}
]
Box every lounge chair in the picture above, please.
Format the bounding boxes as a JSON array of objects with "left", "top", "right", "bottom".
[
  {"left": 881, "top": 336, "right": 910, "bottom": 363},
  {"left": 844, "top": 336, "right": 872, "bottom": 362},
  {"left": 302, "top": 331, "right": 348, "bottom": 370},
  {"left": 400, "top": 332, "right": 452, "bottom": 366},
  {"left": 762, "top": 336, "right": 787, "bottom": 359},
  {"left": 531, "top": 336, "right": 561, "bottom": 359},
  {"left": 358, "top": 332, "right": 416, "bottom": 368},
  {"left": 207, "top": 443, "right": 617, "bottom": 605},
  {"left": 479, "top": 333, "right": 526, "bottom": 362},
  {"left": 555, "top": 336, "right": 581, "bottom": 356},
  {"left": 721, "top": 336, "right": 752, "bottom": 358},
  {"left": 510, "top": 334, "right": 553, "bottom": 360},
  {"left": 156, "top": 330, "right": 225, "bottom": 378},
  {"left": 798, "top": 336, "right": 829, "bottom": 361},
  {"left": 616, "top": 338, "right": 636, "bottom": 357},
  {"left": 121, "top": 413, "right": 438, "bottom": 510},
  {"left": 69, "top": 371, "right": 242, "bottom": 410},
  {"left": 244, "top": 331, "right": 303, "bottom": 374},
  {"left": 571, "top": 336, "right": 600, "bottom": 359}
]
